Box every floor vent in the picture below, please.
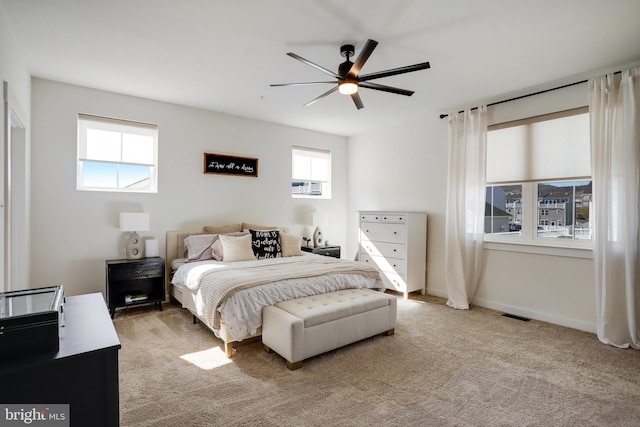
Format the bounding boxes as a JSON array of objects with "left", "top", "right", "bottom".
[{"left": 502, "top": 313, "right": 530, "bottom": 322}]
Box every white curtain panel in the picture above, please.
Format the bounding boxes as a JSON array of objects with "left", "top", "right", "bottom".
[
  {"left": 444, "top": 106, "right": 487, "bottom": 309},
  {"left": 589, "top": 67, "right": 640, "bottom": 348}
]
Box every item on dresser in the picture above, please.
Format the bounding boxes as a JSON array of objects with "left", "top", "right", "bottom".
[
  {"left": 358, "top": 211, "right": 427, "bottom": 299},
  {"left": 0, "top": 285, "right": 65, "bottom": 360},
  {"left": 165, "top": 223, "right": 384, "bottom": 358}
]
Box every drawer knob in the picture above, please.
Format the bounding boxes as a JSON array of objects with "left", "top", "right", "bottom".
[{"left": 393, "top": 231, "right": 397, "bottom": 235}]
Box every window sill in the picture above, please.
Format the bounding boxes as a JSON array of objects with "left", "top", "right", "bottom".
[{"left": 483, "top": 240, "right": 593, "bottom": 259}]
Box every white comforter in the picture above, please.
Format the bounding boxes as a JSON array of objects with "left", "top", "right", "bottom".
[{"left": 172, "top": 254, "right": 384, "bottom": 341}]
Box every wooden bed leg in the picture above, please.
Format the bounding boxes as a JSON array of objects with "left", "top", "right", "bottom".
[
  {"left": 263, "top": 344, "right": 272, "bottom": 353},
  {"left": 384, "top": 328, "right": 395, "bottom": 336},
  {"left": 225, "top": 342, "right": 234, "bottom": 358}
]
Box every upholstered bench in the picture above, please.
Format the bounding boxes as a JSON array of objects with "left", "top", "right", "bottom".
[{"left": 262, "top": 288, "right": 397, "bottom": 370}]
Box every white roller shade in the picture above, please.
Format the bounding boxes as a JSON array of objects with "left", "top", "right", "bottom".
[
  {"left": 292, "top": 146, "right": 330, "bottom": 182},
  {"left": 78, "top": 113, "right": 157, "bottom": 166},
  {"left": 486, "top": 109, "right": 590, "bottom": 183}
]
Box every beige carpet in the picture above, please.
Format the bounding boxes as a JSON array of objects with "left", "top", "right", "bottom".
[{"left": 113, "top": 294, "right": 640, "bottom": 426}]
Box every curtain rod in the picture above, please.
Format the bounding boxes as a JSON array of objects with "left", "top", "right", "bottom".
[{"left": 438, "top": 70, "right": 623, "bottom": 119}]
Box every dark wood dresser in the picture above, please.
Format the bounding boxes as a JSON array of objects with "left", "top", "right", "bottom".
[{"left": 0, "top": 293, "right": 121, "bottom": 426}]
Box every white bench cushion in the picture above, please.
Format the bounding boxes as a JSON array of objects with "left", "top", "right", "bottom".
[{"left": 274, "top": 288, "right": 391, "bottom": 328}]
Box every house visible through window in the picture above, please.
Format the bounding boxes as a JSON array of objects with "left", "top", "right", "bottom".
[
  {"left": 485, "top": 107, "right": 592, "bottom": 246},
  {"left": 291, "top": 146, "right": 331, "bottom": 198},
  {"left": 77, "top": 114, "right": 158, "bottom": 193}
]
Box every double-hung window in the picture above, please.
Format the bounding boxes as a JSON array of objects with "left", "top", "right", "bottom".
[
  {"left": 485, "top": 107, "right": 592, "bottom": 247},
  {"left": 291, "top": 146, "right": 331, "bottom": 198},
  {"left": 77, "top": 114, "right": 158, "bottom": 193}
]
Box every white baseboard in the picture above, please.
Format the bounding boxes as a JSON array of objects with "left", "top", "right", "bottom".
[{"left": 426, "top": 288, "right": 596, "bottom": 334}]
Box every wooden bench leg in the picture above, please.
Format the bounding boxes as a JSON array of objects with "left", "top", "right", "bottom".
[{"left": 286, "top": 360, "right": 303, "bottom": 370}]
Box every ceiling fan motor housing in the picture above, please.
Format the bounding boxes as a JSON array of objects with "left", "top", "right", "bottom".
[{"left": 340, "top": 44, "right": 355, "bottom": 59}]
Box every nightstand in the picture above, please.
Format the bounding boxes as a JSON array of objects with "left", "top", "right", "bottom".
[
  {"left": 106, "top": 257, "right": 165, "bottom": 318},
  {"left": 301, "top": 245, "right": 341, "bottom": 258}
]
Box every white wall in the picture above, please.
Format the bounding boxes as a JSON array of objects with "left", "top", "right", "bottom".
[
  {"left": 347, "top": 116, "right": 449, "bottom": 292},
  {"left": 30, "top": 78, "right": 348, "bottom": 297},
  {"left": 347, "top": 83, "right": 597, "bottom": 333}
]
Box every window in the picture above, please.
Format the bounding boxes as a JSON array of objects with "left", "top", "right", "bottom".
[
  {"left": 77, "top": 114, "right": 158, "bottom": 192},
  {"left": 291, "top": 146, "right": 331, "bottom": 198},
  {"left": 485, "top": 107, "right": 592, "bottom": 247}
]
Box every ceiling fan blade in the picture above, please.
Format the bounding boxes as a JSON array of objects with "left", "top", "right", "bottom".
[
  {"left": 347, "top": 39, "right": 378, "bottom": 78},
  {"left": 358, "top": 81, "right": 415, "bottom": 96},
  {"left": 358, "top": 61, "right": 431, "bottom": 82},
  {"left": 287, "top": 52, "right": 340, "bottom": 78},
  {"left": 304, "top": 86, "right": 339, "bottom": 107},
  {"left": 351, "top": 92, "right": 364, "bottom": 110},
  {"left": 271, "top": 81, "right": 336, "bottom": 87}
]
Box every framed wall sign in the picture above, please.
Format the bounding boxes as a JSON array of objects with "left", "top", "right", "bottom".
[{"left": 203, "top": 152, "right": 258, "bottom": 177}]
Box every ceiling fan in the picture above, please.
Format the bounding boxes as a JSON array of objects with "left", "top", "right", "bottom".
[{"left": 271, "top": 39, "right": 430, "bottom": 110}]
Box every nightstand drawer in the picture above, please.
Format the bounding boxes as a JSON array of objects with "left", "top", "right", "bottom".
[{"left": 108, "top": 261, "right": 163, "bottom": 281}]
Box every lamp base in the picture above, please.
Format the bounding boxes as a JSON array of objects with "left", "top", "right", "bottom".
[{"left": 126, "top": 231, "right": 144, "bottom": 260}]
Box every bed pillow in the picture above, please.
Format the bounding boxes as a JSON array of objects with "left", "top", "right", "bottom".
[
  {"left": 211, "top": 231, "right": 247, "bottom": 260},
  {"left": 279, "top": 233, "right": 303, "bottom": 257},
  {"left": 184, "top": 234, "right": 219, "bottom": 261},
  {"left": 250, "top": 229, "right": 282, "bottom": 259},
  {"left": 202, "top": 223, "right": 242, "bottom": 234},
  {"left": 219, "top": 234, "right": 256, "bottom": 262}
]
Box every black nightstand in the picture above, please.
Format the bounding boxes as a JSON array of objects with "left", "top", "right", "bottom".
[
  {"left": 301, "top": 245, "right": 341, "bottom": 258},
  {"left": 106, "top": 257, "right": 165, "bottom": 318}
]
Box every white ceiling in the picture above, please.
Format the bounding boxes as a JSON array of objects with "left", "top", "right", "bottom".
[{"left": 3, "top": 0, "right": 640, "bottom": 136}]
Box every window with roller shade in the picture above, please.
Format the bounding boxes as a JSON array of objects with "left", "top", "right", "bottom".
[
  {"left": 291, "top": 146, "right": 331, "bottom": 198},
  {"left": 485, "top": 107, "right": 592, "bottom": 246},
  {"left": 77, "top": 114, "right": 158, "bottom": 193}
]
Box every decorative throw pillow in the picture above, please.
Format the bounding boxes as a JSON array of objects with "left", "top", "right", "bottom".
[
  {"left": 250, "top": 229, "right": 282, "bottom": 259},
  {"left": 219, "top": 234, "right": 256, "bottom": 262},
  {"left": 184, "top": 234, "right": 219, "bottom": 261},
  {"left": 279, "top": 233, "right": 303, "bottom": 257}
]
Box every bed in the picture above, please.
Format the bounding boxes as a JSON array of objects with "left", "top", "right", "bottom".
[{"left": 165, "top": 223, "right": 384, "bottom": 357}]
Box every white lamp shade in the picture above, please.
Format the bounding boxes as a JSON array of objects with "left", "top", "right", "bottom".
[{"left": 119, "top": 212, "right": 150, "bottom": 232}]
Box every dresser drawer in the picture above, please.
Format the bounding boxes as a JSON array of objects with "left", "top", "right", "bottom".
[
  {"left": 379, "top": 271, "right": 408, "bottom": 293},
  {"left": 359, "top": 240, "right": 406, "bottom": 260},
  {"left": 359, "top": 254, "right": 407, "bottom": 275},
  {"left": 359, "top": 222, "right": 406, "bottom": 244},
  {"left": 360, "top": 213, "right": 406, "bottom": 223},
  {"left": 108, "top": 260, "right": 164, "bottom": 281}
]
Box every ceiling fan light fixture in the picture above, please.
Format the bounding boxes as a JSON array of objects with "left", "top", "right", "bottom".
[{"left": 338, "top": 81, "right": 358, "bottom": 95}]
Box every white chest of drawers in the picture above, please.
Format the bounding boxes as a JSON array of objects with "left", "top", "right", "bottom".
[{"left": 358, "top": 211, "right": 427, "bottom": 298}]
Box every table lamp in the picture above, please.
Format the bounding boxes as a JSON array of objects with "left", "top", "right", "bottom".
[{"left": 119, "top": 212, "right": 149, "bottom": 260}]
